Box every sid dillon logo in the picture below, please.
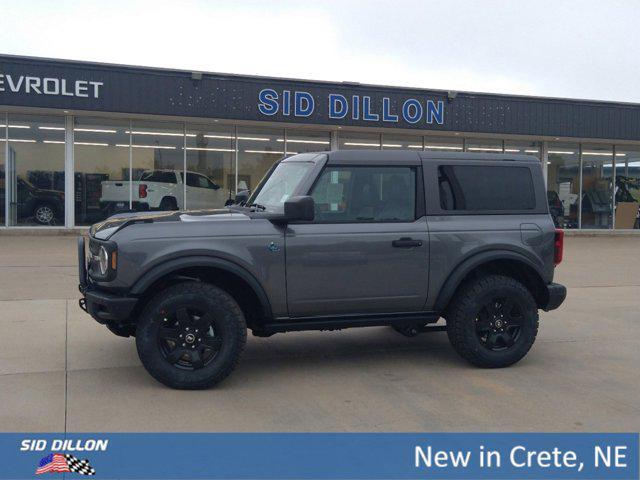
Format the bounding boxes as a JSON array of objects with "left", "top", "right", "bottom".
[{"left": 21, "top": 439, "right": 107, "bottom": 476}]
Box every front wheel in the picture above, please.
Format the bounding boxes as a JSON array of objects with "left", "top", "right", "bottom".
[
  {"left": 445, "top": 275, "right": 539, "bottom": 368},
  {"left": 136, "top": 282, "right": 247, "bottom": 389}
]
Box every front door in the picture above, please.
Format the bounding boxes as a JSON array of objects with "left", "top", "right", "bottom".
[{"left": 285, "top": 164, "right": 429, "bottom": 317}]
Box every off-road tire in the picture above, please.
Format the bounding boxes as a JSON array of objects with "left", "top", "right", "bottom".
[
  {"left": 136, "top": 282, "right": 247, "bottom": 389},
  {"left": 445, "top": 274, "right": 539, "bottom": 368}
]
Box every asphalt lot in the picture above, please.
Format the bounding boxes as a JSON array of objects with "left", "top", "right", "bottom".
[{"left": 0, "top": 234, "right": 638, "bottom": 432}]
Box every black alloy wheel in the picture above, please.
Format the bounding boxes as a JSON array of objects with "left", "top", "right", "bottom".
[
  {"left": 474, "top": 296, "right": 523, "bottom": 351},
  {"left": 157, "top": 306, "right": 224, "bottom": 370}
]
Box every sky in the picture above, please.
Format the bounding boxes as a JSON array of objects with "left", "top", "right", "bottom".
[{"left": 0, "top": 0, "right": 638, "bottom": 103}]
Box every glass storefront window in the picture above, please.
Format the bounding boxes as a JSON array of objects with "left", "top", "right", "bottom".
[
  {"left": 581, "top": 144, "right": 613, "bottom": 229},
  {"left": 614, "top": 146, "right": 640, "bottom": 229},
  {"left": 505, "top": 140, "right": 541, "bottom": 160},
  {"left": 465, "top": 138, "right": 503, "bottom": 153},
  {"left": 338, "top": 131, "right": 381, "bottom": 150},
  {"left": 547, "top": 143, "right": 580, "bottom": 229},
  {"left": 381, "top": 134, "right": 423, "bottom": 150},
  {"left": 6, "top": 114, "right": 65, "bottom": 226},
  {"left": 237, "top": 127, "right": 285, "bottom": 194},
  {"left": 74, "top": 117, "right": 131, "bottom": 224},
  {"left": 186, "top": 124, "right": 235, "bottom": 209},
  {"left": 423, "top": 136, "right": 463, "bottom": 152},
  {"left": 0, "top": 114, "right": 6, "bottom": 226},
  {"left": 130, "top": 121, "right": 185, "bottom": 211},
  {"left": 284, "top": 130, "right": 331, "bottom": 154}
]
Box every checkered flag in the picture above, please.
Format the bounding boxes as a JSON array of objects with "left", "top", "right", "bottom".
[{"left": 64, "top": 454, "right": 96, "bottom": 476}]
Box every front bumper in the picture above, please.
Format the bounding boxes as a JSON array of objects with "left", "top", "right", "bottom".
[
  {"left": 542, "top": 282, "right": 567, "bottom": 311},
  {"left": 78, "top": 236, "right": 137, "bottom": 336},
  {"left": 80, "top": 288, "right": 138, "bottom": 324}
]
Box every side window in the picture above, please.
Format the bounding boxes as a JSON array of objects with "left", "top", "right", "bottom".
[
  {"left": 185, "top": 173, "right": 209, "bottom": 188},
  {"left": 311, "top": 166, "right": 416, "bottom": 222},
  {"left": 438, "top": 165, "right": 535, "bottom": 211}
]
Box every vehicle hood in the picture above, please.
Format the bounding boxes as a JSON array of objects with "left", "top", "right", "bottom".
[
  {"left": 90, "top": 208, "right": 249, "bottom": 240},
  {"left": 34, "top": 188, "right": 64, "bottom": 197}
]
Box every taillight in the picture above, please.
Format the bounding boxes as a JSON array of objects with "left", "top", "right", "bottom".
[
  {"left": 139, "top": 184, "right": 147, "bottom": 198},
  {"left": 554, "top": 229, "right": 564, "bottom": 266}
]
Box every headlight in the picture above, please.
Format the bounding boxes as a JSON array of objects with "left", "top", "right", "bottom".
[{"left": 98, "top": 246, "right": 109, "bottom": 275}]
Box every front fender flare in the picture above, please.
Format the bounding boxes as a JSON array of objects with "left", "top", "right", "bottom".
[{"left": 129, "top": 255, "right": 273, "bottom": 319}]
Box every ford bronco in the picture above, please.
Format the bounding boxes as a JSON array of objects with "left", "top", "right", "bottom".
[{"left": 79, "top": 150, "right": 566, "bottom": 389}]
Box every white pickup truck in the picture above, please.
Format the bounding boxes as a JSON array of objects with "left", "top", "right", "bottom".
[{"left": 100, "top": 170, "right": 228, "bottom": 213}]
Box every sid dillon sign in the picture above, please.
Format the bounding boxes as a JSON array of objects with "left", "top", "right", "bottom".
[{"left": 258, "top": 88, "right": 445, "bottom": 125}]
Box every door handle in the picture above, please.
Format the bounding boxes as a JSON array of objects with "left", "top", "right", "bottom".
[{"left": 392, "top": 237, "right": 423, "bottom": 248}]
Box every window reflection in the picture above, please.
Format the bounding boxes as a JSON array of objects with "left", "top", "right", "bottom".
[
  {"left": 381, "top": 134, "right": 423, "bottom": 150},
  {"left": 614, "top": 146, "right": 640, "bottom": 229},
  {"left": 284, "top": 130, "right": 331, "bottom": 154},
  {"left": 465, "top": 138, "right": 503, "bottom": 153},
  {"left": 546, "top": 143, "right": 579, "bottom": 229},
  {"left": 338, "top": 131, "right": 381, "bottom": 150},
  {"left": 423, "top": 136, "right": 463, "bottom": 152},
  {"left": 130, "top": 121, "right": 185, "bottom": 211},
  {"left": 504, "top": 141, "right": 541, "bottom": 160},
  {"left": 74, "top": 117, "right": 130, "bottom": 225},
  {"left": 186, "top": 124, "right": 235, "bottom": 209},
  {"left": 581, "top": 145, "right": 613, "bottom": 229},
  {"left": 237, "top": 127, "right": 285, "bottom": 195},
  {"left": 5, "top": 114, "right": 65, "bottom": 226}
]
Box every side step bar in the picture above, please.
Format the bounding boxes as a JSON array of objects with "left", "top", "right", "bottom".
[{"left": 256, "top": 312, "right": 440, "bottom": 336}]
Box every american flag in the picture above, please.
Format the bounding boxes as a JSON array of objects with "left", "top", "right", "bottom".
[
  {"left": 36, "top": 453, "right": 96, "bottom": 476},
  {"left": 36, "top": 454, "right": 70, "bottom": 475}
]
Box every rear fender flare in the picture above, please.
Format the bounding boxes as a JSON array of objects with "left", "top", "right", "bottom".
[{"left": 433, "top": 249, "right": 545, "bottom": 313}]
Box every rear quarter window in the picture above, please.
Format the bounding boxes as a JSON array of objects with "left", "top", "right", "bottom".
[{"left": 438, "top": 165, "right": 535, "bottom": 211}]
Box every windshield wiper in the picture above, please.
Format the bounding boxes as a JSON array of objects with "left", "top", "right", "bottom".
[{"left": 248, "top": 203, "right": 267, "bottom": 212}]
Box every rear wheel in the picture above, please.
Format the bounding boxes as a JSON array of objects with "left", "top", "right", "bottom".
[
  {"left": 136, "top": 282, "right": 246, "bottom": 389},
  {"left": 159, "top": 197, "right": 178, "bottom": 211},
  {"left": 445, "top": 274, "right": 538, "bottom": 368}
]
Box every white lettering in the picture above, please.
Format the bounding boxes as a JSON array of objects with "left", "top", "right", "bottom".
[
  {"left": 61, "top": 79, "right": 73, "bottom": 96},
  {"left": 43, "top": 78, "right": 60, "bottom": 95},
  {"left": 6, "top": 75, "right": 24, "bottom": 92},
  {"left": 0, "top": 75, "right": 102, "bottom": 98},
  {"left": 595, "top": 446, "right": 627, "bottom": 468},
  {"left": 25, "top": 76, "right": 42, "bottom": 94},
  {"left": 20, "top": 439, "right": 47, "bottom": 451},
  {"left": 414, "top": 446, "right": 470, "bottom": 468},
  {"left": 89, "top": 81, "right": 103, "bottom": 98},
  {"left": 75, "top": 80, "right": 88, "bottom": 97}
]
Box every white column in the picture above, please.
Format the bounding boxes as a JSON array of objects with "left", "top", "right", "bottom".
[
  {"left": 64, "top": 116, "right": 75, "bottom": 228},
  {"left": 330, "top": 130, "right": 339, "bottom": 150}
]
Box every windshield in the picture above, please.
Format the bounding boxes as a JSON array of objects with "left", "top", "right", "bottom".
[{"left": 248, "top": 161, "right": 315, "bottom": 213}]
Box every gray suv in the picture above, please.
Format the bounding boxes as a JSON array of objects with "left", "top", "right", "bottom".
[{"left": 79, "top": 151, "right": 566, "bottom": 389}]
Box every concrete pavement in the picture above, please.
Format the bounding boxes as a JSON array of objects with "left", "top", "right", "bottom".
[{"left": 0, "top": 235, "right": 638, "bottom": 432}]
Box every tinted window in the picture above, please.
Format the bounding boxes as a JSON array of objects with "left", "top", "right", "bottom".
[
  {"left": 140, "top": 171, "right": 177, "bottom": 184},
  {"left": 186, "top": 172, "right": 212, "bottom": 188},
  {"left": 311, "top": 166, "right": 416, "bottom": 222},
  {"left": 438, "top": 165, "right": 535, "bottom": 211}
]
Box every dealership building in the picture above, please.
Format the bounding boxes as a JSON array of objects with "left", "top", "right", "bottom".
[{"left": 0, "top": 54, "right": 639, "bottom": 231}]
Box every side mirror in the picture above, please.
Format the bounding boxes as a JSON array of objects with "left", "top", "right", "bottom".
[
  {"left": 283, "top": 196, "right": 315, "bottom": 222},
  {"left": 234, "top": 189, "right": 250, "bottom": 205}
]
